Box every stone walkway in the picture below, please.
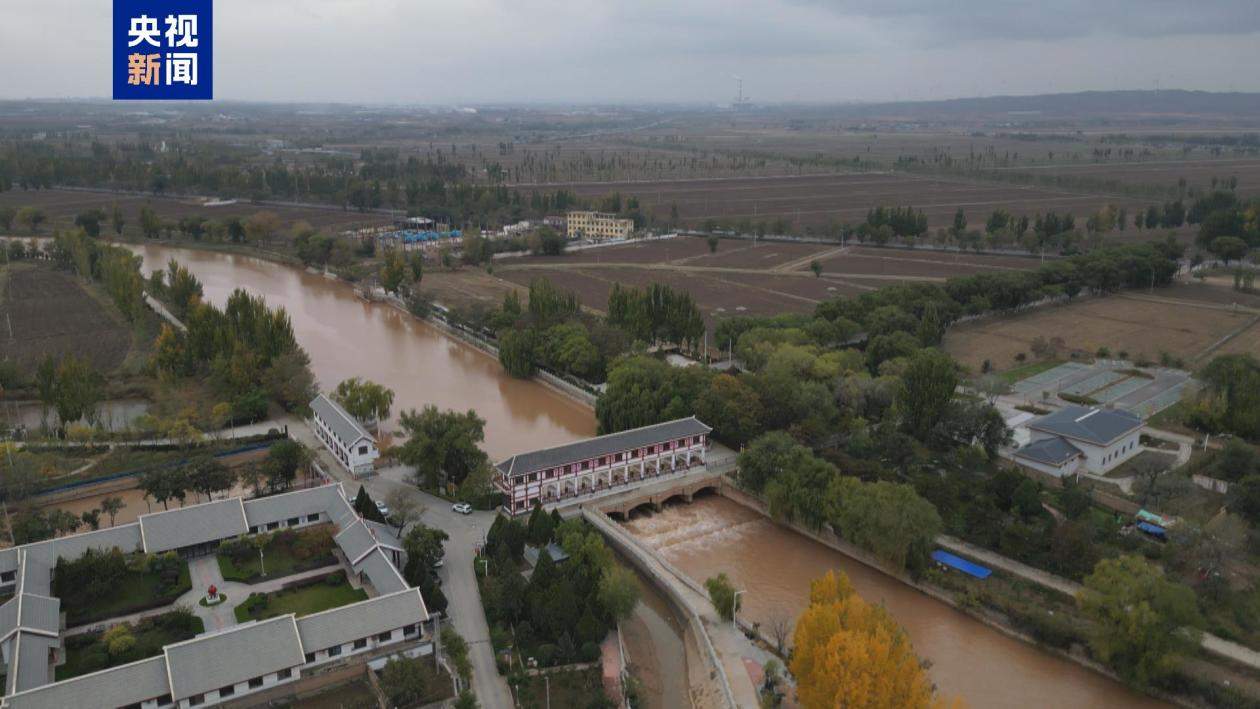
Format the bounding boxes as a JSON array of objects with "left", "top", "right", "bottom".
[
  {"left": 66, "top": 558, "right": 346, "bottom": 636},
  {"left": 177, "top": 558, "right": 347, "bottom": 632},
  {"left": 182, "top": 556, "right": 234, "bottom": 631}
]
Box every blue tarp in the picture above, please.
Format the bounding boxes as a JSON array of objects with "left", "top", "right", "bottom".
[
  {"left": 384, "top": 229, "right": 462, "bottom": 244},
  {"left": 1137, "top": 521, "right": 1167, "bottom": 539},
  {"left": 931, "top": 550, "right": 992, "bottom": 579}
]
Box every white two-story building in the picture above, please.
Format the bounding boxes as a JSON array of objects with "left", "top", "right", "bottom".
[
  {"left": 310, "top": 394, "right": 379, "bottom": 477},
  {"left": 494, "top": 417, "right": 712, "bottom": 514}
]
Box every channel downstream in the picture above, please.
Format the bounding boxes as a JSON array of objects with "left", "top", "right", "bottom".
[{"left": 129, "top": 244, "right": 1162, "bottom": 708}]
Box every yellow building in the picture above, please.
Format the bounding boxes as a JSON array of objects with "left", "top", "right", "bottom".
[{"left": 566, "top": 211, "right": 634, "bottom": 241}]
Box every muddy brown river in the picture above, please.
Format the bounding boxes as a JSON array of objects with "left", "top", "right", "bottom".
[
  {"left": 128, "top": 245, "right": 595, "bottom": 459},
  {"left": 622, "top": 496, "right": 1164, "bottom": 708},
  {"left": 128, "top": 244, "right": 1162, "bottom": 708}
]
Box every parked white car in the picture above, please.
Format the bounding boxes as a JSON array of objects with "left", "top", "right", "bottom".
[
  {"left": 375, "top": 500, "right": 390, "bottom": 517},
  {"left": 452, "top": 502, "right": 473, "bottom": 515}
]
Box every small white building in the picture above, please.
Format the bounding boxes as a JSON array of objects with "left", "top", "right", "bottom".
[
  {"left": 1014, "top": 405, "right": 1143, "bottom": 478},
  {"left": 310, "top": 394, "right": 379, "bottom": 477}
]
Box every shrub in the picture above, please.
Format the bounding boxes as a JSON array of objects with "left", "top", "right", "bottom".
[
  {"left": 1058, "top": 392, "right": 1099, "bottom": 406},
  {"left": 535, "top": 644, "right": 557, "bottom": 667},
  {"left": 705, "top": 573, "right": 740, "bottom": 621},
  {"left": 102, "top": 624, "right": 136, "bottom": 657},
  {"left": 240, "top": 592, "right": 269, "bottom": 616},
  {"left": 219, "top": 538, "right": 254, "bottom": 565},
  {"left": 1017, "top": 609, "right": 1080, "bottom": 650}
]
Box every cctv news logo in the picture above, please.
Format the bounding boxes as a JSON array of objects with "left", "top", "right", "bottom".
[{"left": 113, "top": 0, "right": 213, "bottom": 100}]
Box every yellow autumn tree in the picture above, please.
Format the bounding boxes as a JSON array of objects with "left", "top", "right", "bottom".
[{"left": 791, "top": 570, "right": 961, "bottom": 709}]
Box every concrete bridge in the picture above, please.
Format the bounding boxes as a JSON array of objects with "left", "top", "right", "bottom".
[{"left": 544, "top": 454, "right": 735, "bottom": 519}]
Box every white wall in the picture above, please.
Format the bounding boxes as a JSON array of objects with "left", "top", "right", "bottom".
[
  {"left": 1077, "top": 430, "right": 1142, "bottom": 474},
  {"left": 302, "top": 625, "right": 426, "bottom": 669},
  {"left": 1029, "top": 429, "right": 1142, "bottom": 475},
  {"left": 1016, "top": 455, "right": 1081, "bottom": 479},
  {"left": 312, "top": 413, "right": 379, "bottom": 476},
  {"left": 176, "top": 667, "right": 296, "bottom": 708}
]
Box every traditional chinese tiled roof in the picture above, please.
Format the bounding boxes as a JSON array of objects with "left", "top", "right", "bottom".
[
  {"left": 495, "top": 417, "right": 711, "bottom": 477},
  {"left": 310, "top": 394, "right": 373, "bottom": 447}
]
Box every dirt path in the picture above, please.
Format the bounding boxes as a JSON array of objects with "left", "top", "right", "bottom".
[
  {"left": 496, "top": 260, "right": 944, "bottom": 283},
  {"left": 1194, "top": 314, "right": 1260, "bottom": 362},
  {"left": 773, "top": 245, "right": 850, "bottom": 272},
  {"left": 1119, "top": 292, "right": 1260, "bottom": 316}
]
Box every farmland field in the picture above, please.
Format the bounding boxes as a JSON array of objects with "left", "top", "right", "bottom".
[
  {"left": 0, "top": 188, "right": 391, "bottom": 238},
  {"left": 817, "top": 246, "right": 1040, "bottom": 279},
  {"left": 0, "top": 262, "right": 136, "bottom": 374},
  {"left": 490, "top": 236, "right": 1036, "bottom": 328},
  {"left": 991, "top": 157, "right": 1260, "bottom": 198},
  {"left": 520, "top": 172, "right": 1167, "bottom": 235},
  {"left": 943, "top": 287, "right": 1256, "bottom": 373}
]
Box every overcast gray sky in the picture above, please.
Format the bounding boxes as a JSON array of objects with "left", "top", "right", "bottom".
[{"left": 3, "top": 0, "right": 1260, "bottom": 103}]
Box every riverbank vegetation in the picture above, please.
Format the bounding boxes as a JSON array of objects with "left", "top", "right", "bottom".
[
  {"left": 476, "top": 511, "right": 639, "bottom": 670},
  {"left": 1, "top": 235, "right": 317, "bottom": 446},
  {"left": 148, "top": 258, "right": 317, "bottom": 420},
  {"left": 792, "top": 571, "right": 953, "bottom": 709},
  {"left": 580, "top": 237, "right": 1260, "bottom": 702},
  {"left": 394, "top": 405, "right": 497, "bottom": 507}
]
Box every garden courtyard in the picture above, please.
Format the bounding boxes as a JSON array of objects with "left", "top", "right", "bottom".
[{"left": 55, "top": 525, "right": 368, "bottom": 681}]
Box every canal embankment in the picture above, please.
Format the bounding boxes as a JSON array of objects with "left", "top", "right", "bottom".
[{"left": 585, "top": 508, "right": 747, "bottom": 709}]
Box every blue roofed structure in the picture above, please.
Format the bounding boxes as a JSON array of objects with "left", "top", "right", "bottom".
[
  {"left": 1136, "top": 521, "right": 1167, "bottom": 539},
  {"left": 931, "top": 550, "right": 992, "bottom": 579}
]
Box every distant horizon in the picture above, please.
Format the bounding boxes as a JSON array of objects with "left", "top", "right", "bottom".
[
  {"left": 4, "top": 86, "right": 1260, "bottom": 111},
  {"left": 6, "top": 0, "right": 1260, "bottom": 104}
]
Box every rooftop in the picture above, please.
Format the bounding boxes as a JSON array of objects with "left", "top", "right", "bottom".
[
  {"left": 496, "top": 417, "right": 711, "bottom": 477},
  {"left": 243, "top": 483, "right": 347, "bottom": 529},
  {"left": 1028, "top": 405, "right": 1141, "bottom": 446},
  {"left": 4, "top": 656, "right": 171, "bottom": 709},
  {"left": 352, "top": 548, "right": 409, "bottom": 595},
  {"left": 310, "top": 393, "right": 373, "bottom": 446},
  {"left": 1014, "top": 436, "right": 1084, "bottom": 466},
  {"left": 139, "top": 498, "right": 249, "bottom": 554},
  {"left": 334, "top": 519, "right": 380, "bottom": 565},
  {"left": 295, "top": 588, "right": 426, "bottom": 653},
  {"left": 0, "top": 483, "right": 423, "bottom": 704},
  {"left": 163, "top": 616, "right": 306, "bottom": 701}
]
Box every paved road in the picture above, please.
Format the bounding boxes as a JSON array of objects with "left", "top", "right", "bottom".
[
  {"left": 359, "top": 471, "right": 512, "bottom": 708},
  {"left": 288, "top": 420, "right": 513, "bottom": 707}
]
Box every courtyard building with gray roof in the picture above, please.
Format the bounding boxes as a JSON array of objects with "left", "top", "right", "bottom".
[
  {"left": 0, "top": 483, "right": 432, "bottom": 709},
  {"left": 1016, "top": 405, "right": 1144, "bottom": 477}
]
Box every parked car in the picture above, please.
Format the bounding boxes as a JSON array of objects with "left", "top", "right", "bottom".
[
  {"left": 452, "top": 502, "right": 472, "bottom": 515},
  {"left": 375, "top": 500, "right": 390, "bottom": 517}
]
